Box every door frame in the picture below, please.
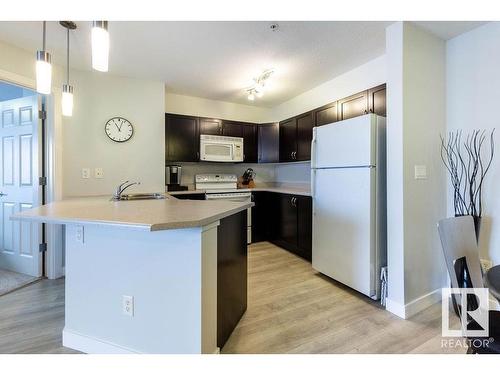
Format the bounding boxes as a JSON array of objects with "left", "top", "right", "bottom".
[{"left": 0, "top": 68, "right": 63, "bottom": 279}]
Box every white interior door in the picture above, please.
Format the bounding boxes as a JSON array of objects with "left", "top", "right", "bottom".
[
  {"left": 312, "top": 167, "right": 376, "bottom": 297},
  {"left": 0, "top": 94, "right": 41, "bottom": 276}
]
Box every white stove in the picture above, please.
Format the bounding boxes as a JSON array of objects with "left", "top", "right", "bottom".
[
  {"left": 195, "top": 173, "right": 238, "bottom": 191},
  {"left": 195, "top": 174, "right": 252, "bottom": 243}
]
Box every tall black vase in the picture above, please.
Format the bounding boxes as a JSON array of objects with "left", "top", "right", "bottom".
[{"left": 473, "top": 215, "right": 481, "bottom": 243}]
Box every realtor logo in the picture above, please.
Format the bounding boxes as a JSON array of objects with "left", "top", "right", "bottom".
[{"left": 442, "top": 288, "right": 489, "bottom": 337}]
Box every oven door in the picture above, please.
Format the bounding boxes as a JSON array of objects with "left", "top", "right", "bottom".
[
  {"left": 200, "top": 142, "right": 235, "bottom": 162},
  {"left": 206, "top": 192, "right": 252, "bottom": 243}
]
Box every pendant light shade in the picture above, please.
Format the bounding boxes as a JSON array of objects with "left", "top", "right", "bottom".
[
  {"left": 36, "top": 22, "right": 52, "bottom": 94},
  {"left": 91, "top": 21, "right": 109, "bottom": 72},
  {"left": 62, "top": 84, "right": 73, "bottom": 117},
  {"left": 60, "top": 21, "right": 76, "bottom": 117}
]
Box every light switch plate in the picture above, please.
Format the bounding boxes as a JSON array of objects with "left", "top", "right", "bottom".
[
  {"left": 414, "top": 165, "right": 428, "bottom": 180},
  {"left": 122, "top": 295, "right": 134, "bottom": 317},
  {"left": 75, "top": 225, "right": 84, "bottom": 244},
  {"left": 95, "top": 168, "right": 104, "bottom": 179},
  {"left": 82, "top": 168, "right": 90, "bottom": 179}
]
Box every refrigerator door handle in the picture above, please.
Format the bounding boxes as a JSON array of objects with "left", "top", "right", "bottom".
[
  {"left": 311, "top": 129, "right": 317, "bottom": 168},
  {"left": 311, "top": 169, "right": 316, "bottom": 199}
]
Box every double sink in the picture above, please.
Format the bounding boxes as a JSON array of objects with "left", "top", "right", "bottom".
[{"left": 113, "top": 193, "right": 167, "bottom": 201}]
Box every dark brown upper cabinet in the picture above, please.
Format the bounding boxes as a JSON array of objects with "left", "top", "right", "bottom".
[
  {"left": 222, "top": 121, "right": 243, "bottom": 137},
  {"left": 258, "top": 123, "right": 279, "bottom": 163},
  {"left": 242, "top": 124, "right": 258, "bottom": 163},
  {"left": 222, "top": 121, "right": 257, "bottom": 163},
  {"left": 199, "top": 118, "right": 222, "bottom": 135},
  {"left": 165, "top": 83, "right": 385, "bottom": 164},
  {"left": 296, "top": 111, "right": 313, "bottom": 161},
  {"left": 368, "top": 84, "right": 387, "bottom": 117},
  {"left": 165, "top": 114, "right": 199, "bottom": 162},
  {"left": 279, "top": 118, "right": 297, "bottom": 162},
  {"left": 314, "top": 101, "right": 338, "bottom": 127},
  {"left": 337, "top": 90, "right": 369, "bottom": 121}
]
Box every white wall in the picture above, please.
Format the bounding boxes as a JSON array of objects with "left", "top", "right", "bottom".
[
  {"left": 447, "top": 22, "right": 500, "bottom": 265},
  {"left": 62, "top": 71, "right": 165, "bottom": 197},
  {"left": 269, "top": 55, "right": 386, "bottom": 121},
  {"left": 165, "top": 92, "right": 268, "bottom": 123},
  {"left": 386, "top": 22, "right": 447, "bottom": 318},
  {"left": 274, "top": 162, "right": 311, "bottom": 184}
]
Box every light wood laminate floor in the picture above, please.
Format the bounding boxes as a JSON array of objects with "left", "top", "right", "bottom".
[{"left": 0, "top": 242, "right": 464, "bottom": 354}]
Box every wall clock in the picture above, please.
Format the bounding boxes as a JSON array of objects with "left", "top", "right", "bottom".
[{"left": 105, "top": 117, "right": 134, "bottom": 143}]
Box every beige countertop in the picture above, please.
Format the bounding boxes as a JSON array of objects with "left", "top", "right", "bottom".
[
  {"left": 11, "top": 196, "right": 253, "bottom": 231},
  {"left": 168, "top": 183, "right": 311, "bottom": 197}
]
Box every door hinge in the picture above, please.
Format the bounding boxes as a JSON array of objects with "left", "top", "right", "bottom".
[
  {"left": 39, "top": 243, "right": 47, "bottom": 253},
  {"left": 39, "top": 176, "right": 47, "bottom": 186},
  {"left": 38, "top": 110, "right": 47, "bottom": 120}
]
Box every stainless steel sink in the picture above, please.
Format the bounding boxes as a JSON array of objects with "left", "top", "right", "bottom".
[{"left": 112, "top": 193, "right": 167, "bottom": 201}]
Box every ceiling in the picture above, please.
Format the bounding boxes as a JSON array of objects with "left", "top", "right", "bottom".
[{"left": 0, "top": 21, "right": 487, "bottom": 107}]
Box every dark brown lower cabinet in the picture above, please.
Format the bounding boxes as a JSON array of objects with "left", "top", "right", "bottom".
[
  {"left": 217, "top": 210, "right": 248, "bottom": 349},
  {"left": 252, "top": 192, "right": 312, "bottom": 261},
  {"left": 172, "top": 193, "right": 206, "bottom": 200},
  {"left": 296, "top": 196, "right": 312, "bottom": 260}
]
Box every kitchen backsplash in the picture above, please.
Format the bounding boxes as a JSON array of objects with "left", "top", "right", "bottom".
[
  {"left": 275, "top": 162, "right": 311, "bottom": 183},
  {"left": 173, "top": 161, "right": 311, "bottom": 187}
]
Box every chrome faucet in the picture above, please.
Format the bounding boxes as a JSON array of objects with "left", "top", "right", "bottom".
[{"left": 112, "top": 180, "right": 141, "bottom": 201}]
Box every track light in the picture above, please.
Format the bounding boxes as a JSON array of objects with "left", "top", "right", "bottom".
[
  {"left": 245, "top": 69, "right": 274, "bottom": 102},
  {"left": 91, "top": 21, "right": 109, "bottom": 72},
  {"left": 36, "top": 22, "right": 52, "bottom": 95}
]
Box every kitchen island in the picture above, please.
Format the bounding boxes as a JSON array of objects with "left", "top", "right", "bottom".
[{"left": 12, "top": 196, "right": 252, "bottom": 354}]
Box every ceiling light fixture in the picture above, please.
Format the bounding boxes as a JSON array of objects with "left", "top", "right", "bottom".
[
  {"left": 91, "top": 21, "right": 109, "bottom": 72},
  {"left": 60, "top": 21, "right": 76, "bottom": 117},
  {"left": 246, "top": 69, "right": 274, "bottom": 101},
  {"left": 36, "top": 21, "right": 52, "bottom": 95}
]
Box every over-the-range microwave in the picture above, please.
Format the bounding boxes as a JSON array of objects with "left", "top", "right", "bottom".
[{"left": 200, "top": 134, "right": 244, "bottom": 162}]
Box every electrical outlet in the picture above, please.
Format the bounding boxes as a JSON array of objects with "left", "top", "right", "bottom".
[
  {"left": 82, "top": 168, "right": 90, "bottom": 179},
  {"left": 481, "top": 258, "right": 493, "bottom": 272},
  {"left": 122, "top": 295, "right": 134, "bottom": 317},
  {"left": 95, "top": 168, "right": 104, "bottom": 179},
  {"left": 75, "top": 225, "right": 84, "bottom": 244}
]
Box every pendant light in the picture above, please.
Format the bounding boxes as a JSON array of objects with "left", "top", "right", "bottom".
[
  {"left": 36, "top": 21, "right": 52, "bottom": 95},
  {"left": 91, "top": 21, "right": 109, "bottom": 72},
  {"left": 60, "top": 21, "right": 76, "bottom": 117}
]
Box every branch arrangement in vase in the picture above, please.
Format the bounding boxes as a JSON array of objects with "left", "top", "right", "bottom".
[{"left": 440, "top": 129, "right": 495, "bottom": 218}]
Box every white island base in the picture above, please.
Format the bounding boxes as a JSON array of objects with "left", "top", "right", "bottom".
[{"left": 62, "top": 222, "right": 219, "bottom": 354}]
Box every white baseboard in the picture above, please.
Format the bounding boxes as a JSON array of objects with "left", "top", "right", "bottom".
[
  {"left": 386, "top": 288, "right": 442, "bottom": 319},
  {"left": 405, "top": 289, "right": 442, "bottom": 318},
  {"left": 63, "top": 329, "right": 142, "bottom": 354},
  {"left": 386, "top": 298, "right": 406, "bottom": 319}
]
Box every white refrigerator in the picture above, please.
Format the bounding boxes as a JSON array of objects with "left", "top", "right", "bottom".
[{"left": 311, "top": 114, "right": 386, "bottom": 300}]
